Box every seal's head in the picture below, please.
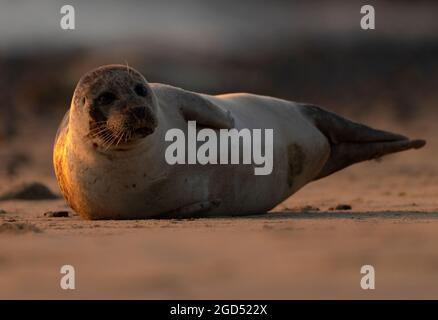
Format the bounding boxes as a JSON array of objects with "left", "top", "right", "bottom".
[{"left": 71, "top": 64, "right": 158, "bottom": 150}]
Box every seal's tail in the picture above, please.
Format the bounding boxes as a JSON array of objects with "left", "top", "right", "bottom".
[{"left": 299, "top": 104, "right": 426, "bottom": 180}]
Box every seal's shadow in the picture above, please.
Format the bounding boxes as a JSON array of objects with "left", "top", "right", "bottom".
[
  {"left": 241, "top": 211, "right": 438, "bottom": 220},
  {"left": 161, "top": 211, "right": 438, "bottom": 220}
]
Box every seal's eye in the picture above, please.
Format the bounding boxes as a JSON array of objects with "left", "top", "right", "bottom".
[
  {"left": 96, "top": 92, "right": 116, "bottom": 105},
  {"left": 134, "top": 84, "right": 148, "bottom": 97}
]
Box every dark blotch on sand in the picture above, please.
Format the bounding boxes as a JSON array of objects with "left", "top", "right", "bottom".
[
  {"left": 299, "top": 205, "right": 320, "bottom": 212},
  {"left": 0, "top": 223, "right": 42, "bottom": 234},
  {"left": 329, "top": 204, "right": 352, "bottom": 211},
  {"left": 44, "top": 211, "right": 70, "bottom": 218},
  {"left": 0, "top": 182, "right": 59, "bottom": 200}
]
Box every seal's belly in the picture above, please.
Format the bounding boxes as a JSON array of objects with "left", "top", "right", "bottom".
[
  {"left": 197, "top": 94, "right": 330, "bottom": 214},
  {"left": 78, "top": 135, "right": 328, "bottom": 219},
  {"left": 147, "top": 95, "right": 331, "bottom": 216}
]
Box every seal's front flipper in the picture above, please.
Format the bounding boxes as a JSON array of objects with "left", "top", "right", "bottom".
[
  {"left": 158, "top": 85, "right": 234, "bottom": 129},
  {"left": 299, "top": 104, "right": 426, "bottom": 180},
  {"left": 179, "top": 91, "right": 234, "bottom": 129}
]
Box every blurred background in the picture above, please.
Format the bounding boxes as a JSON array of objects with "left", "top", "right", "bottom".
[
  {"left": 0, "top": 0, "right": 437, "bottom": 181},
  {"left": 1, "top": 1, "right": 438, "bottom": 300}
]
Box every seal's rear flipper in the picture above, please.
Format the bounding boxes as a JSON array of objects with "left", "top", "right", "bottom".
[
  {"left": 315, "top": 139, "right": 425, "bottom": 180},
  {"left": 299, "top": 104, "right": 426, "bottom": 180}
]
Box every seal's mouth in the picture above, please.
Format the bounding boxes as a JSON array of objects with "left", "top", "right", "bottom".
[
  {"left": 132, "top": 125, "right": 155, "bottom": 137},
  {"left": 110, "top": 124, "right": 156, "bottom": 148},
  {"left": 88, "top": 104, "right": 158, "bottom": 151},
  {"left": 88, "top": 123, "right": 156, "bottom": 151}
]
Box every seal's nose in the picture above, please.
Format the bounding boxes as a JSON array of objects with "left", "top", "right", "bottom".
[{"left": 131, "top": 106, "right": 146, "bottom": 119}]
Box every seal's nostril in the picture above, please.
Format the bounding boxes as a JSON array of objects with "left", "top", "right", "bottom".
[{"left": 132, "top": 106, "right": 146, "bottom": 119}]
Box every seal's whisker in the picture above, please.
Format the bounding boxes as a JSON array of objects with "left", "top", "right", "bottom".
[
  {"left": 88, "top": 126, "right": 103, "bottom": 134},
  {"left": 125, "top": 60, "right": 134, "bottom": 81},
  {"left": 89, "top": 122, "right": 108, "bottom": 130},
  {"left": 103, "top": 131, "right": 116, "bottom": 144},
  {"left": 115, "top": 130, "right": 125, "bottom": 147},
  {"left": 90, "top": 121, "right": 108, "bottom": 127},
  {"left": 97, "top": 128, "right": 111, "bottom": 136},
  {"left": 100, "top": 132, "right": 112, "bottom": 142},
  {"left": 89, "top": 127, "right": 109, "bottom": 137},
  {"left": 100, "top": 132, "right": 114, "bottom": 148},
  {"left": 104, "top": 130, "right": 122, "bottom": 150},
  {"left": 88, "top": 125, "right": 108, "bottom": 134},
  {"left": 102, "top": 138, "right": 114, "bottom": 150},
  {"left": 87, "top": 131, "right": 110, "bottom": 142},
  {"left": 99, "top": 129, "right": 112, "bottom": 137},
  {"left": 99, "top": 137, "right": 111, "bottom": 149},
  {"left": 106, "top": 137, "right": 118, "bottom": 150},
  {"left": 125, "top": 130, "right": 131, "bottom": 142}
]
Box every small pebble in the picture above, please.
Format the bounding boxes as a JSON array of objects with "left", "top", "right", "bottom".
[
  {"left": 0, "top": 209, "right": 6, "bottom": 214},
  {"left": 44, "top": 211, "right": 70, "bottom": 218},
  {"left": 300, "top": 205, "right": 320, "bottom": 212},
  {"left": 329, "top": 204, "right": 352, "bottom": 211}
]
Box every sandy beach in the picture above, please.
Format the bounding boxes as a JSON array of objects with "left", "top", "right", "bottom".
[
  {"left": 0, "top": 116, "right": 436, "bottom": 299},
  {"left": 0, "top": 0, "right": 437, "bottom": 300}
]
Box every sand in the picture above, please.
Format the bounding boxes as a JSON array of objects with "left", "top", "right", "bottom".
[
  {"left": 0, "top": 0, "right": 437, "bottom": 300},
  {"left": 0, "top": 118, "right": 437, "bottom": 299}
]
